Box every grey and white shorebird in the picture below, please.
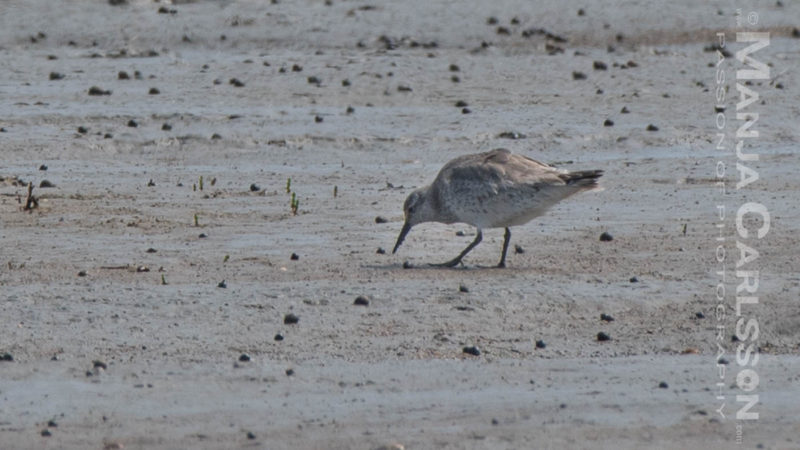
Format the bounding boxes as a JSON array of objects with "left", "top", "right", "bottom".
[{"left": 392, "top": 148, "right": 603, "bottom": 267}]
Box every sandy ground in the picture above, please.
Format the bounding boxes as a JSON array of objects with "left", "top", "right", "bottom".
[{"left": 2, "top": 0, "right": 800, "bottom": 448}]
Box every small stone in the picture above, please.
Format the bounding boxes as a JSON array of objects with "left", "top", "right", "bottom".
[
  {"left": 491, "top": 418, "right": 499, "bottom": 425},
  {"left": 148, "top": 87, "right": 160, "bottom": 95},
  {"left": 217, "top": 280, "right": 227, "bottom": 288},
  {"left": 658, "top": 381, "right": 669, "bottom": 389},
  {"left": 118, "top": 71, "right": 129, "bottom": 80},
  {"left": 572, "top": 71, "right": 587, "bottom": 80},
  {"left": 346, "top": 106, "right": 355, "bottom": 114},
  {"left": 514, "top": 245, "right": 524, "bottom": 254},
  {"left": 161, "top": 123, "right": 172, "bottom": 131},
  {"left": 497, "top": 131, "right": 526, "bottom": 139},
  {"left": 147, "top": 179, "right": 155, "bottom": 187},
  {"left": 462, "top": 346, "right": 480, "bottom": 356},
  {"left": 47, "top": 420, "right": 57, "bottom": 428},
  {"left": 646, "top": 124, "right": 659, "bottom": 131},
  {"left": 353, "top": 296, "right": 369, "bottom": 306},
  {"left": 577, "top": 8, "right": 585, "bottom": 16},
  {"left": 285, "top": 368, "right": 295, "bottom": 376},
  {"left": 375, "top": 216, "right": 388, "bottom": 224},
  {"left": 239, "top": 354, "right": 251, "bottom": 362},
  {"left": 397, "top": 84, "right": 412, "bottom": 92},
  {"left": 127, "top": 119, "right": 138, "bottom": 128},
  {"left": 78, "top": 270, "right": 87, "bottom": 277},
  {"left": 597, "top": 332, "right": 611, "bottom": 341},
  {"left": 600, "top": 313, "right": 615, "bottom": 322},
  {"left": 39, "top": 180, "right": 54, "bottom": 188},
  {"left": 290, "top": 253, "right": 299, "bottom": 260},
  {"left": 292, "top": 64, "right": 303, "bottom": 72},
  {"left": 461, "top": 108, "right": 471, "bottom": 114},
  {"left": 459, "top": 284, "right": 469, "bottom": 293},
  {"left": 603, "top": 119, "right": 614, "bottom": 127},
  {"left": 599, "top": 231, "right": 614, "bottom": 241},
  {"left": 41, "top": 429, "right": 52, "bottom": 437},
  {"left": 198, "top": 233, "right": 208, "bottom": 238},
  {"left": 274, "top": 334, "right": 284, "bottom": 341},
  {"left": 49, "top": 72, "right": 64, "bottom": 80},
  {"left": 455, "top": 100, "right": 468, "bottom": 107},
  {"left": 451, "top": 75, "right": 460, "bottom": 83},
  {"left": 250, "top": 183, "right": 260, "bottom": 192},
  {"left": 93, "top": 360, "right": 107, "bottom": 370},
  {"left": 39, "top": 165, "right": 48, "bottom": 171},
  {"left": 342, "top": 79, "right": 351, "bottom": 87},
  {"left": 449, "top": 64, "right": 460, "bottom": 72},
  {"left": 229, "top": 78, "right": 245, "bottom": 87},
  {"left": 535, "top": 340, "right": 546, "bottom": 349},
  {"left": 284, "top": 313, "right": 299, "bottom": 324},
  {"left": 629, "top": 276, "right": 638, "bottom": 283},
  {"left": 247, "top": 431, "right": 256, "bottom": 440},
  {"left": 593, "top": 61, "right": 607, "bottom": 70},
  {"left": 0, "top": 353, "right": 13, "bottom": 361},
  {"left": 620, "top": 106, "right": 630, "bottom": 113},
  {"left": 792, "top": 28, "right": 800, "bottom": 38},
  {"left": 211, "top": 133, "right": 222, "bottom": 139},
  {"left": 314, "top": 115, "right": 323, "bottom": 123},
  {"left": 718, "top": 357, "right": 729, "bottom": 365},
  {"left": 88, "top": 86, "right": 111, "bottom": 96},
  {"left": 307, "top": 76, "right": 321, "bottom": 85},
  {"left": 402, "top": 261, "right": 412, "bottom": 269},
  {"left": 695, "top": 312, "right": 705, "bottom": 319},
  {"left": 376, "top": 247, "right": 386, "bottom": 254}
]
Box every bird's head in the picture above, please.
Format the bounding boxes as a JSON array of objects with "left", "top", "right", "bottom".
[{"left": 392, "top": 187, "right": 431, "bottom": 254}]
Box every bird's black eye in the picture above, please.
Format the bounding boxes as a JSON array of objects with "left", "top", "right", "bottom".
[{"left": 407, "top": 206, "right": 415, "bottom": 214}]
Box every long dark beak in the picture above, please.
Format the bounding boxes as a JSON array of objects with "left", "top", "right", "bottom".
[{"left": 392, "top": 222, "right": 412, "bottom": 254}]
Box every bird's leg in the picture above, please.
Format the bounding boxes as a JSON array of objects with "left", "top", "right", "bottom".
[
  {"left": 497, "top": 227, "right": 511, "bottom": 268},
  {"left": 432, "top": 229, "right": 483, "bottom": 268}
]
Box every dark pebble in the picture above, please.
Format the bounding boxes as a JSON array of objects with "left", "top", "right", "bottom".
[
  {"left": 572, "top": 71, "right": 587, "bottom": 80},
  {"left": 39, "top": 180, "right": 54, "bottom": 188},
  {"left": 229, "top": 78, "right": 245, "bottom": 87},
  {"left": 239, "top": 353, "right": 251, "bottom": 362},
  {"left": 211, "top": 133, "right": 222, "bottom": 139},
  {"left": 47, "top": 420, "right": 57, "bottom": 428},
  {"left": 198, "top": 233, "right": 208, "bottom": 238},
  {"left": 118, "top": 71, "right": 129, "bottom": 80},
  {"left": 462, "top": 346, "right": 480, "bottom": 356},
  {"left": 0, "top": 353, "right": 13, "bottom": 361},
  {"left": 491, "top": 418, "right": 499, "bottom": 425},
  {"left": 247, "top": 431, "right": 256, "bottom": 440},
  {"left": 461, "top": 108, "right": 471, "bottom": 114},
  {"left": 486, "top": 17, "right": 498, "bottom": 25},
  {"left": 127, "top": 119, "right": 138, "bottom": 128},
  {"left": 600, "top": 313, "right": 615, "bottom": 322},
  {"left": 290, "top": 253, "right": 299, "bottom": 260},
  {"left": 596, "top": 89, "right": 604, "bottom": 95},
  {"left": 346, "top": 105, "right": 355, "bottom": 114},
  {"left": 353, "top": 296, "right": 369, "bottom": 306},
  {"left": 93, "top": 360, "right": 107, "bottom": 370},
  {"left": 449, "top": 64, "right": 460, "bottom": 72},
  {"left": 162, "top": 123, "right": 172, "bottom": 131},
  {"left": 315, "top": 115, "right": 323, "bottom": 123},
  {"left": 397, "top": 84, "right": 412, "bottom": 92},
  {"left": 731, "top": 334, "right": 740, "bottom": 342},
  {"left": 593, "top": 61, "right": 607, "bottom": 70},
  {"left": 342, "top": 79, "right": 351, "bottom": 87},
  {"left": 104, "top": 133, "right": 113, "bottom": 139},
  {"left": 284, "top": 313, "right": 299, "bottom": 324},
  {"left": 626, "top": 60, "right": 638, "bottom": 68},
  {"left": 78, "top": 270, "right": 87, "bottom": 277},
  {"left": 459, "top": 284, "right": 469, "bottom": 293},
  {"left": 597, "top": 332, "right": 611, "bottom": 341},
  {"left": 402, "top": 261, "right": 412, "bottom": 269},
  {"left": 217, "top": 280, "right": 227, "bottom": 288},
  {"left": 620, "top": 106, "right": 630, "bottom": 113},
  {"left": 250, "top": 183, "right": 260, "bottom": 192},
  {"left": 77, "top": 126, "right": 88, "bottom": 134},
  {"left": 49, "top": 72, "right": 64, "bottom": 80},
  {"left": 793, "top": 28, "right": 800, "bottom": 38},
  {"left": 376, "top": 247, "right": 386, "bottom": 254},
  {"left": 514, "top": 245, "right": 524, "bottom": 254},
  {"left": 375, "top": 216, "right": 388, "bottom": 224},
  {"left": 285, "top": 368, "right": 295, "bottom": 376},
  {"left": 148, "top": 87, "right": 160, "bottom": 95},
  {"left": 599, "top": 231, "right": 614, "bottom": 241},
  {"left": 603, "top": 119, "right": 614, "bottom": 127},
  {"left": 535, "top": 340, "right": 546, "bottom": 349},
  {"left": 88, "top": 86, "right": 111, "bottom": 96},
  {"left": 274, "top": 334, "right": 284, "bottom": 341},
  {"left": 496, "top": 26, "right": 510, "bottom": 35},
  {"left": 646, "top": 124, "right": 659, "bottom": 131},
  {"left": 292, "top": 64, "right": 303, "bottom": 72},
  {"left": 451, "top": 75, "right": 460, "bottom": 83},
  {"left": 497, "top": 131, "right": 526, "bottom": 139},
  {"left": 307, "top": 76, "right": 321, "bottom": 85},
  {"left": 695, "top": 312, "right": 705, "bottom": 319},
  {"left": 629, "top": 276, "right": 638, "bottom": 283},
  {"left": 658, "top": 381, "right": 669, "bottom": 389},
  {"left": 39, "top": 165, "right": 48, "bottom": 171},
  {"left": 718, "top": 357, "right": 729, "bottom": 365},
  {"left": 41, "top": 429, "right": 52, "bottom": 437},
  {"left": 455, "top": 100, "right": 468, "bottom": 107},
  {"left": 577, "top": 8, "right": 585, "bottom": 16}
]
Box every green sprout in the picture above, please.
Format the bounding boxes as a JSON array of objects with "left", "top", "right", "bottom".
[{"left": 286, "top": 177, "right": 291, "bottom": 193}]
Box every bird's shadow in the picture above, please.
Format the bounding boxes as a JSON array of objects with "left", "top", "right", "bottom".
[{"left": 363, "top": 262, "right": 507, "bottom": 271}]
